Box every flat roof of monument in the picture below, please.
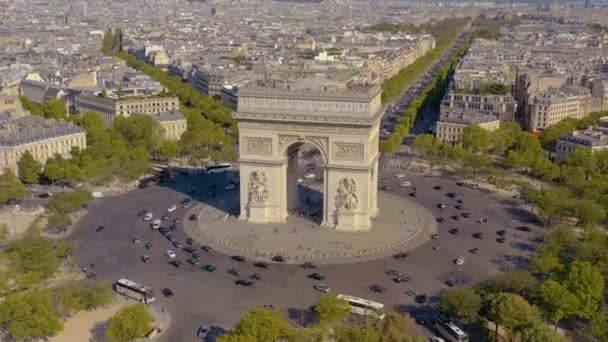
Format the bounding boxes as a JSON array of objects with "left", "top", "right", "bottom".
[{"left": 239, "top": 78, "right": 381, "bottom": 101}]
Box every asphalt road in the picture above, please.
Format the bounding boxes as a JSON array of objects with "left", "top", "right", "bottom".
[{"left": 67, "top": 165, "right": 543, "bottom": 341}]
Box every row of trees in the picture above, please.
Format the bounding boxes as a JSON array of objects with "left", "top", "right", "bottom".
[
  {"left": 440, "top": 224, "right": 608, "bottom": 341},
  {"left": 19, "top": 96, "right": 68, "bottom": 121},
  {"left": 218, "top": 296, "right": 424, "bottom": 342},
  {"left": 380, "top": 18, "right": 469, "bottom": 103}
]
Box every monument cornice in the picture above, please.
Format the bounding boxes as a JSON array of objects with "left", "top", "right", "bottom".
[{"left": 234, "top": 107, "right": 385, "bottom": 126}]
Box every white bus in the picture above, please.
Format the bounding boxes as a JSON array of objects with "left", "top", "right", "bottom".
[
  {"left": 433, "top": 316, "right": 468, "bottom": 342},
  {"left": 114, "top": 279, "right": 155, "bottom": 304},
  {"left": 336, "top": 294, "right": 385, "bottom": 319},
  {"left": 205, "top": 163, "right": 232, "bottom": 174}
]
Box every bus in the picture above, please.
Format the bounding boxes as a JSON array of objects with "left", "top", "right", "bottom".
[
  {"left": 336, "top": 294, "right": 385, "bottom": 319},
  {"left": 433, "top": 316, "right": 468, "bottom": 342},
  {"left": 114, "top": 279, "right": 155, "bottom": 304},
  {"left": 205, "top": 163, "right": 232, "bottom": 174}
]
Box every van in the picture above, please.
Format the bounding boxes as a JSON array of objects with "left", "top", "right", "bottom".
[
  {"left": 143, "top": 213, "right": 153, "bottom": 221},
  {"left": 151, "top": 219, "right": 161, "bottom": 230}
]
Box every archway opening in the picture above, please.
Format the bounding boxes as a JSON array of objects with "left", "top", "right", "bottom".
[{"left": 286, "top": 142, "right": 325, "bottom": 225}]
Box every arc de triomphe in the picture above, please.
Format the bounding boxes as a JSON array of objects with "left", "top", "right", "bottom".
[{"left": 234, "top": 81, "right": 383, "bottom": 232}]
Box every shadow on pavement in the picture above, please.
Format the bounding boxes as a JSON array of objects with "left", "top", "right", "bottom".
[
  {"left": 286, "top": 307, "right": 317, "bottom": 328},
  {"left": 207, "top": 326, "right": 229, "bottom": 342},
  {"left": 504, "top": 207, "right": 544, "bottom": 226},
  {"left": 89, "top": 321, "right": 108, "bottom": 342}
]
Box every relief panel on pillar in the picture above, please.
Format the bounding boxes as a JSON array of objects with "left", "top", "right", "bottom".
[
  {"left": 333, "top": 143, "right": 365, "bottom": 161},
  {"left": 244, "top": 137, "right": 273, "bottom": 156}
]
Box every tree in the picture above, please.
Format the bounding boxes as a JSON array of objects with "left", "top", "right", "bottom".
[
  {"left": 0, "top": 168, "right": 27, "bottom": 204},
  {"left": 463, "top": 152, "right": 493, "bottom": 177},
  {"left": 17, "top": 151, "right": 42, "bottom": 184},
  {"left": 55, "top": 281, "right": 114, "bottom": 317},
  {"left": 0, "top": 223, "right": 9, "bottom": 240},
  {"left": 487, "top": 293, "right": 541, "bottom": 339},
  {"left": 378, "top": 314, "right": 424, "bottom": 342},
  {"left": 0, "top": 290, "right": 63, "bottom": 340},
  {"left": 43, "top": 157, "right": 65, "bottom": 185},
  {"left": 19, "top": 96, "right": 43, "bottom": 116},
  {"left": 100, "top": 88, "right": 108, "bottom": 98},
  {"left": 157, "top": 140, "right": 181, "bottom": 159},
  {"left": 528, "top": 253, "right": 563, "bottom": 278},
  {"left": 105, "top": 304, "right": 154, "bottom": 342},
  {"left": 41, "top": 99, "right": 67, "bottom": 120},
  {"left": 232, "top": 308, "right": 294, "bottom": 341},
  {"left": 112, "top": 115, "right": 164, "bottom": 154},
  {"left": 562, "top": 261, "right": 604, "bottom": 319},
  {"left": 440, "top": 286, "right": 482, "bottom": 323},
  {"left": 217, "top": 335, "right": 257, "bottom": 342},
  {"left": 537, "top": 280, "right": 577, "bottom": 331},
  {"left": 116, "top": 87, "right": 125, "bottom": 98},
  {"left": 411, "top": 134, "right": 438, "bottom": 157},
  {"left": 515, "top": 320, "right": 569, "bottom": 342},
  {"left": 564, "top": 147, "right": 597, "bottom": 180},
  {"left": 477, "top": 270, "right": 539, "bottom": 300},
  {"left": 573, "top": 198, "right": 606, "bottom": 227},
  {"left": 314, "top": 295, "right": 352, "bottom": 325},
  {"left": 462, "top": 125, "right": 491, "bottom": 152}
]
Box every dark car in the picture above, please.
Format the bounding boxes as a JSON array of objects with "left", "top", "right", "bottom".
[
  {"left": 250, "top": 273, "right": 262, "bottom": 280},
  {"left": 161, "top": 288, "right": 174, "bottom": 297},
  {"left": 141, "top": 254, "right": 151, "bottom": 263},
  {"left": 436, "top": 217, "right": 444, "bottom": 223},
  {"left": 187, "top": 257, "right": 202, "bottom": 265},
  {"left": 159, "top": 228, "right": 170, "bottom": 235},
  {"left": 173, "top": 218, "right": 181, "bottom": 224},
  {"left": 457, "top": 198, "right": 464, "bottom": 204},
  {"left": 162, "top": 213, "right": 171, "bottom": 221},
  {"left": 192, "top": 252, "right": 202, "bottom": 259},
  {"left": 201, "top": 245, "right": 213, "bottom": 253},
  {"left": 431, "top": 233, "right": 440, "bottom": 240},
  {"left": 169, "top": 260, "right": 183, "bottom": 268},
  {"left": 307, "top": 273, "right": 326, "bottom": 281},
  {"left": 181, "top": 198, "right": 191, "bottom": 204},
  {"left": 202, "top": 264, "right": 216, "bottom": 272},
  {"left": 231, "top": 255, "right": 246, "bottom": 262},
  {"left": 470, "top": 247, "right": 479, "bottom": 254},
  {"left": 393, "top": 276, "right": 411, "bottom": 283},
  {"left": 235, "top": 279, "right": 254, "bottom": 286},
  {"left": 451, "top": 215, "right": 461, "bottom": 221},
  {"left": 392, "top": 252, "right": 408, "bottom": 259},
  {"left": 254, "top": 262, "right": 270, "bottom": 268},
  {"left": 169, "top": 224, "right": 177, "bottom": 231},
  {"left": 186, "top": 238, "right": 195, "bottom": 245},
  {"left": 173, "top": 241, "right": 183, "bottom": 248},
  {"left": 301, "top": 262, "right": 318, "bottom": 269},
  {"left": 409, "top": 192, "right": 417, "bottom": 197},
  {"left": 496, "top": 230, "right": 507, "bottom": 236},
  {"left": 449, "top": 228, "right": 460, "bottom": 235},
  {"left": 455, "top": 204, "right": 463, "bottom": 210},
  {"left": 461, "top": 212, "right": 471, "bottom": 219},
  {"left": 183, "top": 246, "right": 196, "bottom": 253},
  {"left": 496, "top": 237, "right": 506, "bottom": 243},
  {"left": 96, "top": 225, "right": 106, "bottom": 233},
  {"left": 189, "top": 214, "right": 197, "bottom": 221},
  {"left": 446, "top": 192, "right": 457, "bottom": 198},
  {"left": 386, "top": 269, "right": 402, "bottom": 276},
  {"left": 227, "top": 268, "right": 240, "bottom": 276},
  {"left": 271, "top": 255, "right": 286, "bottom": 263},
  {"left": 145, "top": 242, "right": 154, "bottom": 250},
  {"left": 433, "top": 186, "right": 442, "bottom": 190},
  {"left": 516, "top": 226, "right": 532, "bottom": 232},
  {"left": 137, "top": 210, "right": 147, "bottom": 217},
  {"left": 415, "top": 294, "right": 428, "bottom": 304},
  {"left": 415, "top": 315, "right": 426, "bottom": 326},
  {"left": 370, "top": 285, "right": 386, "bottom": 293},
  {"left": 472, "top": 232, "right": 483, "bottom": 239}
]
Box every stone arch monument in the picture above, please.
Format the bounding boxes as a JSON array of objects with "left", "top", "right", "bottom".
[{"left": 234, "top": 80, "right": 383, "bottom": 232}]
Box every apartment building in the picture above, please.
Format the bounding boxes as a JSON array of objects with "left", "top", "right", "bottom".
[
  {"left": 19, "top": 79, "right": 65, "bottom": 104},
  {"left": 0, "top": 94, "right": 23, "bottom": 114},
  {"left": 220, "top": 85, "right": 239, "bottom": 111},
  {"left": 134, "top": 111, "right": 187, "bottom": 141},
  {"left": 441, "top": 92, "right": 516, "bottom": 122},
  {"left": 527, "top": 85, "right": 593, "bottom": 132},
  {"left": 188, "top": 67, "right": 250, "bottom": 97},
  {"left": 436, "top": 110, "right": 501, "bottom": 144},
  {"left": 591, "top": 78, "right": 608, "bottom": 111},
  {"left": 0, "top": 112, "right": 86, "bottom": 174},
  {"left": 74, "top": 93, "right": 179, "bottom": 127},
  {"left": 555, "top": 117, "right": 608, "bottom": 163}
]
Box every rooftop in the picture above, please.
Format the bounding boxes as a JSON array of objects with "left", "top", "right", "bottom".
[{"left": 0, "top": 112, "right": 84, "bottom": 147}]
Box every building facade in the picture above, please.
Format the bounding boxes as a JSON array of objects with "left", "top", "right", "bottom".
[
  {"left": 527, "top": 85, "right": 593, "bottom": 132},
  {"left": 441, "top": 92, "right": 516, "bottom": 122},
  {"left": 135, "top": 111, "right": 187, "bottom": 140},
  {"left": 436, "top": 111, "right": 501, "bottom": 144},
  {"left": 555, "top": 117, "right": 608, "bottom": 163},
  {"left": 188, "top": 67, "right": 250, "bottom": 96}
]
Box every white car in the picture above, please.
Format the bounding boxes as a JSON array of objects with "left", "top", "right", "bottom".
[
  {"left": 151, "top": 219, "right": 161, "bottom": 230},
  {"left": 454, "top": 257, "right": 465, "bottom": 266},
  {"left": 395, "top": 174, "right": 406, "bottom": 178},
  {"left": 297, "top": 178, "right": 303, "bottom": 183},
  {"left": 313, "top": 284, "right": 331, "bottom": 293},
  {"left": 224, "top": 184, "right": 236, "bottom": 190},
  {"left": 399, "top": 181, "right": 412, "bottom": 187},
  {"left": 165, "top": 250, "right": 176, "bottom": 258},
  {"left": 303, "top": 173, "right": 315, "bottom": 179},
  {"left": 197, "top": 325, "right": 211, "bottom": 340},
  {"left": 430, "top": 337, "right": 446, "bottom": 342},
  {"left": 143, "top": 213, "right": 153, "bottom": 221},
  {"left": 167, "top": 205, "right": 177, "bottom": 212}
]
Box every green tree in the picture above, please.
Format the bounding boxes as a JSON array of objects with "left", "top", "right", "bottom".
[
  {"left": 100, "top": 88, "right": 108, "bottom": 98},
  {"left": 514, "top": 320, "right": 569, "bottom": 342},
  {"left": 0, "top": 290, "right": 63, "bottom": 340},
  {"left": 562, "top": 261, "right": 604, "bottom": 319},
  {"left": 378, "top": 314, "right": 424, "bottom": 342},
  {"left": 231, "top": 308, "right": 294, "bottom": 341},
  {"left": 462, "top": 125, "right": 491, "bottom": 152},
  {"left": 440, "top": 286, "right": 482, "bottom": 323},
  {"left": 528, "top": 253, "right": 563, "bottom": 278},
  {"left": 41, "top": 99, "right": 68, "bottom": 120},
  {"left": 19, "top": 96, "right": 43, "bottom": 116},
  {"left": 112, "top": 115, "right": 164, "bottom": 154},
  {"left": 463, "top": 152, "right": 493, "bottom": 177},
  {"left": 314, "top": 295, "right": 352, "bottom": 325},
  {"left": 55, "top": 281, "right": 114, "bottom": 317},
  {"left": 538, "top": 280, "right": 577, "bottom": 331},
  {"left": 477, "top": 270, "right": 539, "bottom": 300},
  {"left": 487, "top": 293, "right": 541, "bottom": 339},
  {"left": 17, "top": 151, "right": 42, "bottom": 184},
  {"left": 157, "top": 140, "right": 181, "bottom": 159},
  {"left": 0, "top": 223, "right": 9, "bottom": 240},
  {"left": 216, "top": 335, "right": 257, "bottom": 342},
  {"left": 411, "top": 134, "right": 438, "bottom": 157},
  {"left": 0, "top": 168, "right": 27, "bottom": 204},
  {"left": 116, "top": 87, "right": 125, "bottom": 98},
  {"left": 563, "top": 147, "right": 597, "bottom": 180},
  {"left": 43, "top": 157, "right": 65, "bottom": 185},
  {"left": 105, "top": 304, "right": 154, "bottom": 342}
]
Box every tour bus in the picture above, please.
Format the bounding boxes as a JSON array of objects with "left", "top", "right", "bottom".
[
  {"left": 433, "top": 316, "right": 469, "bottom": 342},
  {"left": 114, "top": 279, "right": 156, "bottom": 304},
  {"left": 336, "top": 294, "right": 385, "bottom": 319},
  {"left": 205, "top": 163, "right": 232, "bottom": 174}
]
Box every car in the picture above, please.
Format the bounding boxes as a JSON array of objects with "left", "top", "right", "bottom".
[
  {"left": 137, "top": 210, "right": 148, "bottom": 217},
  {"left": 379, "top": 185, "right": 391, "bottom": 191},
  {"left": 415, "top": 294, "right": 428, "bottom": 304},
  {"left": 145, "top": 242, "right": 154, "bottom": 250},
  {"left": 169, "top": 260, "right": 183, "bottom": 268},
  {"left": 161, "top": 288, "right": 174, "bottom": 297},
  {"left": 165, "top": 250, "right": 176, "bottom": 258},
  {"left": 192, "top": 252, "right": 202, "bottom": 259},
  {"left": 271, "top": 255, "right": 286, "bottom": 263},
  {"left": 235, "top": 279, "right": 254, "bottom": 286},
  {"left": 409, "top": 192, "right": 417, "bottom": 197},
  {"left": 143, "top": 213, "right": 153, "bottom": 221},
  {"left": 395, "top": 174, "right": 406, "bottom": 178},
  {"left": 307, "top": 273, "right": 326, "bottom": 281},
  {"left": 173, "top": 241, "right": 183, "bottom": 248},
  {"left": 457, "top": 198, "right": 464, "bottom": 204},
  {"left": 189, "top": 214, "right": 197, "bottom": 221},
  {"left": 370, "top": 285, "right": 386, "bottom": 293},
  {"left": 431, "top": 233, "right": 440, "bottom": 240},
  {"left": 227, "top": 268, "right": 241, "bottom": 276},
  {"left": 197, "top": 325, "right": 211, "bottom": 339},
  {"left": 496, "top": 230, "right": 507, "bottom": 236},
  {"left": 313, "top": 284, "right": 331, "bottom": 293},
  {"left": 516, "top": 226, "right": 532, "bottom": 232},
  {"left": 386, "top": 269, "right": 402, "bottom": 276},
  {"left": 433, "top": 185, "right": 442, "bottom": 190},
  {"left": 183, "top": 246, "right": 196, "bottom": 253},
  {"left": 201, "top": 245, "right": 213, "bottom": 253},
  {"left": 461, "top": 212, "right": 471, "bottom": 219},
  {"left": 183, "top": 202, "right": 191, "bottom": 208},
  {"left": 180, "top": 198, "right": 191, "bottom": 204},
  {"left": 497, "top": 237, "right": 506, "bottom": 243},
  {"left": 399, "top": 181, "right": 412, "bottom": 187},
  {"left": 173, "top": 218, "right": 181, "bottom": 224},
  {"left": 250, "top": 273, "right": 262, "bottom": 280},
  {"left": 96, "top": 225, "right": 106, "bottom": 233},
  {"left": 162, "top": 213, "right": 171, "bottom": 221},
  {"left": 393, "top": 276, "right": 411, "bottom": 283},
  {"left": 392, "top": 252, "right": 408, "bottom": 259},
  {"left": 454, "top": 257, "right": 465, "bottom": 266},
  {"left": 231, "top": 255, "right": 246, "bottom": 262},
  {"left": 414, "top": 315, "right": 426, "bottom": 326},
  {"left": 169, "top": 224, "right": 177, "bottom": 231},
  {"left": 132, "top": 237, "right": 141, "bottom": 243},
  {"left": 303, "top": 173, "right": 315, "bottom": 179},
  {"left": 472, "top": 232, "right": 483, "bottom": 239},
  {"left": 446, "top": 192, "right": 457, "bottom": 198},
  {"left": 470, "top": 248, "right": 479, "bottom": 254},
  {"left": 301, "top": 262, "right": 318, "bottom": 269},
  {"left": 151, "top": 219, "right": 161, "bottom": 230},
  {"left": 451, "top": 214, "right": 461, "bottom": 221},
  {"left": 202, "top": 264, "right": 216, "bottom": 272},
  {"left": 186, "top": 238, "right": 195, "bottom": 245},
  {"left": 188, "top": 257, "right": 202, "bottom": 265},
  {"left": 165, "top": 234, "right": 175, "bottom": 242},
  {"left": 159, "top": 227, "right": 170, "bottom": 235},
  {"left": 449, "top": 228, "right": 460, "bottom": 235},
  {"left": 455, "top": 204, "right": 463, "bottom": 210},
  {"left": 224, "top": 184, "right": 236, "bottom": 190},
  {"left": 435, "top": 217, "right": 444, "bottom": 223},
  {"left": 437, "top": 203, "right": 446, "bottom": 209},
  {"left": 141, "top": 254, "right": 151, "bottom": 263},
  {"left": 254, "top": 262, "right": 270, "bottom": 268},
  {"left": 430, "top": 336, "right": 446, "bottom": 342},
  {"left": 167, "top": 204, "right": 177, "bottom": 212}
]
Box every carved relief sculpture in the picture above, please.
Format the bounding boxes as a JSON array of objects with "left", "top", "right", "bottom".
[
  {"left": 334, "top": 143, "right": 364, "bottom": 161},
  {"left": 335, "top": 178, "right": 359, "bottom": 210},
  {"left": 245, "top": 137, "right": 272, "bottom": 155},
  {"left": 248, "top": 171, "right": 270, "bottom": 205}
]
